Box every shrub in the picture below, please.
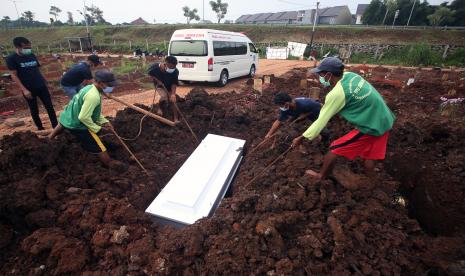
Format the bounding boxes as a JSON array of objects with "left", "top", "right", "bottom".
[
  {"left": 403, "top": 43, "right": 441, "bottom": 66},
  {"left": 445, "top": 48, "right": 465, "bottom": 66}
]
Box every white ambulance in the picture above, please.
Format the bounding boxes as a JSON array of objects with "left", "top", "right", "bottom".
[{"left": 168, "top": 29, "right": 259, "bottom": 86}]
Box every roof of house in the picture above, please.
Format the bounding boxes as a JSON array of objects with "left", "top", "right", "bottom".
[
  {"left": 130, "top": 17, "right": 149, "bottom": 25},
  {"left": 356, "top": 4, "right": 369, "bottom": 15},
  {"left": 282, "top": 11, "right": 298, "bottom": 20},
  {"left": 235, "top": 5, "right": 349, "bottom": 23},
  {"left": 267, "top": 12, "right": 287, "bottom": 21},
  {"left": 236, "top": 14, "right": 251, "bottom": 23},
  {"left": 267, "top": 11, "right": 298, "bottom": 21},
  {"left": 247, "top": 13, "right": 266, "bottom": 22},
  {"left": 255, "top": 13, "right": 274, "bottom": 21},
  {"left": 318, "top": 6, "right": 349, "bottom": 17}
]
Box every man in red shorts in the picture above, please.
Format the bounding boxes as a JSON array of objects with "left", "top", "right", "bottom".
[{"left": 292, "top": 57, "right": 395, "bottom": 180}]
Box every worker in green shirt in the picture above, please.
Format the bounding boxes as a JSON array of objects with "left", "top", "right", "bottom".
[
  {"left": 48, "top": 70, "right": 117, "bottom": 167},
  {"left": 292, "top": 57, "right": 395, "bottom": 180}
]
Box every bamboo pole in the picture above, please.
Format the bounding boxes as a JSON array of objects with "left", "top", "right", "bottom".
[
  {"left": 245, "top": 147, "right": 292, "bottom": 187},
  {"left": 105, "top": 94, "right": 175, "bottom": 127},
  {"left": 108, "top": 121, "right": 150, "bottom": 176},
  {"left": 174, "top": 103, "right": 199, "bottom": 144}
]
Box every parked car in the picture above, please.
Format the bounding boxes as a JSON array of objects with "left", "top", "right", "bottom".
[{"left": 169, "top": 29, "right": 259, "bottom": 86}]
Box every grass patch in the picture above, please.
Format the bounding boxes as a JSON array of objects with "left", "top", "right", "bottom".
[
  {"left": 445, "top": 48, "right": 465, "bottom": 66},
  {"left": 140, "top": 82, "right": 155, "bottom": 90},
  {"left": 112, "top": 58, "right": 149, "bottom": 75},
  {"left": 349, "top": 43, "right": 464, "bottom": 67},
  {"left": 1, "top": 25, "right": 464, "bottom": 51},
  {"left": 403, "top": 43, "right": 441, "bottom": 66}
]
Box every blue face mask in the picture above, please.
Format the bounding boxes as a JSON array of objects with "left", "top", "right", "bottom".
[
  {"left": 319, "top": 75, "right": 331, "bottom": 88},
  {"left": 21, "top": 48, "right": 32, "bottom": 55},
  {"left": 166, "top": 68, "right": 176, "bottom": 74},
  {"left": 103, "top": 86, "right": 114, "bottom": 93}
]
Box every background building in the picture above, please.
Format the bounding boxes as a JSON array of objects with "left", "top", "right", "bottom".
[
  {"left": 130, "top": 17, "right": 149, "bottom": 25},
  {"left": 235, "top": 5, "right": 352, "bottom": 25},
  {"left": 355, "top": 4, "right": 369, "bottom": 24}
]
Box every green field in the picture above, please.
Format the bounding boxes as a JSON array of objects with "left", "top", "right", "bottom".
[
  {"left": 1, "top": 24, "right": 464, "bottom": 49},
  {"left": 1, "top": 25, "right": 464, "bottom": 67}
]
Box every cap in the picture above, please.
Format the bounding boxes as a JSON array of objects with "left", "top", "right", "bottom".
[
  {"left": 95, "top": 70, "right": 117, "bottom": 86},
  {"left": 87, "top": 54, "right": 102, "bottom": 65},
  {"left": 310, "top": 57, "right": 344, "bottom": 74}
]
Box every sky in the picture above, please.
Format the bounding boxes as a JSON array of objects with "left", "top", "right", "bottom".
[{"left": 1, "top": 0, "right": 448, "bottom": 24}]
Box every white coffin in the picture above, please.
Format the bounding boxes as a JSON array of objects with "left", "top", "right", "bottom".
[{"left": 145, "top": 134, "right": 246, "bottom": 227}]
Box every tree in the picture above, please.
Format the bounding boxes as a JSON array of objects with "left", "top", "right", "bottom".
[
  {"left": 67, "top": 11, "right": 74, "bottom": 25},
  {"left": 22, "top": 11, "right": 34, "bottom": 22},
  {"left": 49, "top": 6, "right": 62, "bottom": 22},
  {"left": 1, "top": 16, "right": 11, "bottom": 24},
  {"left": 86, "top": 5, "right": 106, "bottom": 24},
  {"left": 182, "top": 6, "right": 200, "bottom": 24},
  {"left": 382, "top": 0, "right": 397, "bottom": 25},
  {"left": 1, "top": 16, "right": 11, "bottom": 28},
  {"left": 449, "top": 0, "right": 465, "bottom": 26},
  {"left": 362, "top": 0, "right": 385, "bottom": 25},
  {"left": 427, "top": 6, "right": 455, "bottom": 26},
  {"left": 389, "top": 0, "right": 430, "bottom": 26},
  {"left": 209, "top": 0, "right": 228, "bottom": 23}
]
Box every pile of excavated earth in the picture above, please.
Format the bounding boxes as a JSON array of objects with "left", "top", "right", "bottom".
[{"left": 0, "top": 67, "right": 464, "bottom": 275}]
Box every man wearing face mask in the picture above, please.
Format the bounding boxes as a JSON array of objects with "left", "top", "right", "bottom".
[
  {"left": 292, "top": 57, "right": 395, "bottom": 180},
  {"left": 48, "top": 70, "right": 117, "bottom": 167},
  {"left": 148, "top": 56, "right": 179, "bottom": 122},
  {"left": 60, "top": 54, "right": 102, "bottom": 98},
  {"left": 265, "top": 92, "right": 322, "bottom": 140},
  {"left": 6, "top": 36, "right": 58, "bottom": 130}
]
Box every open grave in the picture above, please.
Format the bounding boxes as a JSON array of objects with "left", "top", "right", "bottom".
[{"left": 0, "top": 66, "right": 464, "bottom": 275}]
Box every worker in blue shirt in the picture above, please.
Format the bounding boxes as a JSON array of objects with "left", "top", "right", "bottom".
[
  {"left": 265, "top": 92, "right": 322, "bottom": 139},
  {"left": 60, "top": 54, "right": 102, "bottom": 98}
]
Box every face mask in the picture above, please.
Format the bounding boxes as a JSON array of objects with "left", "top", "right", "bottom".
[
  {"left": 166, "top": 68, "right": 176, "bottom": 74},
  {"left": 103, "top": 86, "right": 114, "bottom": 93},
  {"left": 280, "top": 106, "right": 289, "bottom": 112},
  {"left": 21, "top": 48, "right": 32, "bottom": 55},
  {"left": 319, "top": 75, "right": 331, "bottom": 88}
]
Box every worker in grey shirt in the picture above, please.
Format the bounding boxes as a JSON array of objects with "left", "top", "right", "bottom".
[{"left": 60, "top": 54, "right": 101, "bottom": 98}]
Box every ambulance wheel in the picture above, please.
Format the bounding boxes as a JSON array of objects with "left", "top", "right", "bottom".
[
  {"left": 249, "top": 65, "right": 256, "bottom": 77},
  {"left": 218, "top": 70, "right": 228, "bottom": 87}
]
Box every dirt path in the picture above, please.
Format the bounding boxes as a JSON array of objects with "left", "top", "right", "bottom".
[
  {"left": 1, "top": 59, "right": 462, "bottom": 137},
  {"left": 1, "top": 66, "right": 464, "bottom": 275},
  {"left": 0, "top": 59, "right": 312, "bottom": 136}
]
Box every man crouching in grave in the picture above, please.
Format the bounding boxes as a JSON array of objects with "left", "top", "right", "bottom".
[
  {"left": 148, "top": 56, "right": 180, "bottom": 123},
  {"left": 48, "top": 70, "right": 123, "bottom": 168}
]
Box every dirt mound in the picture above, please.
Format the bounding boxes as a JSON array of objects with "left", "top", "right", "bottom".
[{"left": 1, "top": 69, "right": 464, "bottom": 275}]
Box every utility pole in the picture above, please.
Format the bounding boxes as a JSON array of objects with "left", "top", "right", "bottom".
[
  {"left": 406, "top": 0, "right": 416, "bottom": 26},
  {"left": 11, "top": 0, "right": 20, "bottom": 19},
  {"left": 309, "top": 1, "right": 320, "bottom": 51},
  {"left": 203, "top": 0, "right": 205, "bottom": 22},
  {"left": 392, "top": 9, "right": 399, "bottom": 29},
  {"left": 9, "top": 0, "right": 22, "bottom": 27},
  {"left": 82, "top": 0, "right": 93, "bottom": 52}
]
